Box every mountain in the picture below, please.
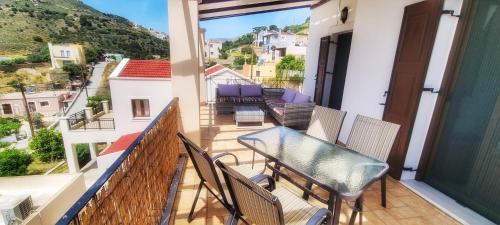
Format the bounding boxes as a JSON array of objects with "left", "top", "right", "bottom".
[{"left": 0, "top": 0, "right": 169, "bottom": 59}]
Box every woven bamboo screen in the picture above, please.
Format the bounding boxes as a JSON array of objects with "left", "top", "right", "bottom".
[{"left": 69, "top": 99, "right": 180, "bottom": 225}]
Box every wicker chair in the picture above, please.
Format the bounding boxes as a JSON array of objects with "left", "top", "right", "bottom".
[
  {"left": 216, "top": 160, "right": 331, "bottom": 225},
  {"left": 177, "top": 132, "right": 272, "bottom": 222},
  {"left": 346, "top": 115, "right": 400, "bottom": 209},
  {"left": 306, "top": 106, "right": 347, "bottom": 144}
]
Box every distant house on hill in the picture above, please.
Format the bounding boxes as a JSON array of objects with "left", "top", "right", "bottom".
[
  {"left": 0, "top": 91, "right": 75, "bottom": 117},
  {"left": 204, "top": 64, "right": 255, "bottom": 103},
  {"left": 204, "top": 40, "right": 223, "bottom": 61},
  {"left": 48, "top": 43, "right": 86, "bottom": 69}
]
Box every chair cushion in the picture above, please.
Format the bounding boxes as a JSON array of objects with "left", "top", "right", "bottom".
[
  {"left": 218, "top": 84, "right": 240, "bottom": 97},
  {"left": 272, "top": 187, "right": 322, "bottom": 225},
  {"left": 241, "top": 85, "right": 263, "bottom": 97},
  {"left": 281, "top": 88, "right": 297, "bottom": 103},
  {"left": 271, "top": 106, "right": 284, "bottom": 116},
  {"left": 292, "top": 92, "right": 311, "bottom": 103}
]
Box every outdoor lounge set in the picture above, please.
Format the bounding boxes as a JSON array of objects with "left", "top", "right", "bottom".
[
  {"left": 216, "top": 84, "right": 316, "bottom": 127},
  {"left": 180, "top": 100, "right": 401, "bottom": 225}
]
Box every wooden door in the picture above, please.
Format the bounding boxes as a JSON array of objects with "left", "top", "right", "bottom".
[
  {"left": 314, "top": 36, "right": 330, "bottom": 105},
  {"left": 383, "top": 0, "right": 443, "bottom": 179}
]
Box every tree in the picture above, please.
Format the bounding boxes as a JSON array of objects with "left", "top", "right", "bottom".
[
  {"left": 269, "top": 25, "right": 279, "bottom": 31},
  {"left": 241, "top": 46, "right": 253, "bottom": 55},
  {"left": 0, "top": 148, "right": 33, "bottom": 176},
  {"left": 233, "top": 56, "right": 245, "bottom": 69},
  {"left": 29, "top": 128, "right": 64, "bottom": 162},
  {"left": 276, "top": 55, "right": 305, "bottom": 78},
  {"left": 0, "top": 118, "right": 21, "bottom": 138},
  {"left": 85, "top": 47, "right": 104, "bottom": 63},
  {"left": 31, "top": 113, "right": 46, "bottom": 129},
  {"left": 252, "top": 26, "right": 267, "bottom": 33},
  {"left": 63, "top": 63, "right": 88, "bottom": 81},
  {"left": 87, "top": 95, "right": 111, "bottom": 113}
]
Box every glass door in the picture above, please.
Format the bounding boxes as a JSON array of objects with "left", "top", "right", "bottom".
[{"left": 425, "top": 0, "right": 500, "bottom": 223}]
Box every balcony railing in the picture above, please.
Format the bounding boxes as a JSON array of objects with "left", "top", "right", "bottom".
[
  {"left": 67, "top": 117, "right": 115, "bottom": 130},
  {"left": 57, "top": 98, "right": 183, "bottom": 225}
]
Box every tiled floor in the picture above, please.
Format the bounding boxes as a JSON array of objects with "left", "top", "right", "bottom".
[{"left": 172, "top": 105, "right": 461, "bottom": 225}]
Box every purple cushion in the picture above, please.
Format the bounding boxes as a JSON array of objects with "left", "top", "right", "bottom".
[
  {"left": 281, "top": 88, "right": 297, "bottom": 103},
  {"left": 240, "top": 85, "right": 262, "bottom": 97},
  {"left": 218, "top": 84, "right": 240, "bottom": 97},
  {"left": 292, "top": 92, "right": 311, "bottom": 103}
]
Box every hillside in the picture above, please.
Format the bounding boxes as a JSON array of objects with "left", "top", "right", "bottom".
[{"left": 0, "top": 0, "right": 169, "bottom": 59}]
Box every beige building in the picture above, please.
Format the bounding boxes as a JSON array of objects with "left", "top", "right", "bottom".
[
  {"left": 48, "top": 43, "right": 86, "bottom": 69},
  {"left": 242, "top": 62, "right": 277, "bottom": 78},
  {"left": 0, "top": 91, "right": 74, "bottom": 117}
]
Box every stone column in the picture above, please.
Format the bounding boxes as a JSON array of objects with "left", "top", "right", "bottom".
[
  {"left": 84, "top": 107, "right": 93, "bottom": 120},
  {"left": 89, "top": 143, "right": 98, "bottom": 160},
  {"left": 59, "top": 117, "right": 80, "bottom": 173},
  {"left": 101, "top": 101, "right": 110, "bottom": 113}
]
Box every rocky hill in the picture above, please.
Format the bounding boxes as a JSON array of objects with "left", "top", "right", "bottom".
[{"left": 0, "top": 0, "right": 169, "bottom": 59}]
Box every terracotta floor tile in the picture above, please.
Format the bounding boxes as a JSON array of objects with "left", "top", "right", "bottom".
[{"left": 170, "top": 106, "right": 461, "bottom": 225}]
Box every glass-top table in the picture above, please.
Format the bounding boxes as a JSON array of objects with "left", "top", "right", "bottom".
[{"left": 238, "top": 126, "right": 389, "bottom": 225}]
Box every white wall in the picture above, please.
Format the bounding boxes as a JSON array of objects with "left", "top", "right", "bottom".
[
  {"left": 303, "top": 0, "right": 357, "bottom": 98},
  {"left": 109, "top": 77, "right": 173, "bottom": 135},
  {"left": 305, "top": 0, "right": 463, "bottom": 180}
]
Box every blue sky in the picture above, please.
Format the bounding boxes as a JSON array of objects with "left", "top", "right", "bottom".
[{"left": 82, "top": 0, "right": 310, "bottom": 39}]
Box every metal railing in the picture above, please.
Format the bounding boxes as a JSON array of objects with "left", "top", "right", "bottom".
[
  {"left": 67, "top": 118, "right": 115, "bottom": 130},
  {"left": 67, "top": 110, "right": 86, "bottom": 127},
  {"left": 57, "top": 98, "right": 181, "bottom": 225}
]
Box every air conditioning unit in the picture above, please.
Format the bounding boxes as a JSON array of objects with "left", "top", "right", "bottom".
[{"left": 0, "top": 195, "right": 33, "bottom": 225}]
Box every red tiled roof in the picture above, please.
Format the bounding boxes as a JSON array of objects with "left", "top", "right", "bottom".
[
  {"left": 100, "top": 132, "right": 141, "bottom": 156},
  {"left": 205, "top": 65, "right": 225, "bottom": 76},
  {"left": 119, "top": 60, "right": 171, "bottom": 78}
]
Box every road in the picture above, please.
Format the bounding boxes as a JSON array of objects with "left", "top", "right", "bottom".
[{"left": 65, "top": 62, "right": 108, "bottom": 116}]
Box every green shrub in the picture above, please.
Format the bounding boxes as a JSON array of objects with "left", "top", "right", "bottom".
[
  {"left": 12, "top": 57, "right": 26, "bottom": 64},
  {"left": 0, "top": 118, "right": 21, "bottom": 138},
  {"left": 29, "top": 128, "right": 64, "bottom": 162},
  {"left": 76, "top": 144, "right": 90, "bottom": 168},
  {"left": 87, "top": 95, "right": 111, "bottom": 113},
  {"left": 0, "top": 148, "right": 33, "bottom": 176},
  {"left": 0, "top": 142, "right": 12, "bottom": 148},
  {"left": 63, "top": 63, "right": 88, "bottom": 81},
  {"left": 31, "top": 113, "right": 45, "bottom": 129},
  {"left": 27, "top": 46, "right": 50, "bottom": 63},
  {"left": 33, "top": 36, "right": 43, "bottom": 42}
]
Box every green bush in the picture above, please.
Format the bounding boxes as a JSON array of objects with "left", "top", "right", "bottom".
[
  {"left": 27, "top": 46, "right": 50, "bottom": 63},
  {"left": 76, "top": 144, "right": 91, "bottom": 168},
  {"left": 29, "top": 128, "right": 64, "bottom": 162},
  {"left": 33, "top": 36, "right": 43, "bottom": 42},
  {"left": 87, "top": 95, "right": 111, "bottom": 113},
  {"left": 31, "top": 113, "right": 45, "bottom": 129},
  {"left": 63, "top": 63, "right": 88, "bottom": 81},
  {"left": 0, "top": 142, "right": 12, "bottom": 148},
  {"left": 0, "top": 118, "right": 21, "bottom": 138},
  {"left": 0, "top": 148, "right": 33, "bottom": 176}
]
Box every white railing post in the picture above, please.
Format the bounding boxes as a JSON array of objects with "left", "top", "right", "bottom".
[
  {"left": 84, "top": 107, "right": 93, "bottom": 120},
  {"left": 102, "top": 101, "right": 110, "bottom": 113}
]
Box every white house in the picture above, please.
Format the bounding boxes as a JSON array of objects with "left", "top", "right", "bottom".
[
  {"left": 60, "top": 59, "right": 173, "bottom": 174},
  {"left": 204, "top": 64, "right": 255, "bottom": 103},
  {"left": 204, "top": 40, "right": 223, "bottom": 61}
]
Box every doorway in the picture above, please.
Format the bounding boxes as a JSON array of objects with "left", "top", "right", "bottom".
[
  {"left": 383, "top": 0, "right": 443, "bottom": 179},
  {"left": 422, "top": 0, "right": 500, "bottom": 222},
  {"left": 314, "top": 32, "right": 352, "bottom": 108}
]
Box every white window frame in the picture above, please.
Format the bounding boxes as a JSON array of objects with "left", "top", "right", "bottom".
[{"left": 131, "top": 98, "right": 151, "bottom": 119}]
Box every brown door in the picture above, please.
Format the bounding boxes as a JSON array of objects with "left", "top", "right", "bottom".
[
  {"left": 314, "top": 36, "right": 330, "bottom": 105},
  {"left": 383, "top": 0, "right": 443, "bottom": 179}
]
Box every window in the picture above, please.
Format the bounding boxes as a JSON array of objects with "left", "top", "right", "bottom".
[
  {"left": 131, "top": 99, "right": 150, "bottom": 117},
  {"left": 210, "top": 51, "right": 214, "bottom": 55},
  {"left": 40, "top": 101, "right": 49, "bottom": 107},
  {"left": 60, "top": 50, "right": 65, "bottom": 57},
  {"left": 28, "top": 102, "right": 36, "bottom": 112},
  {"left": 66, "top": 50, "right": 71, "bottom": 57},
  {"left": 2, "top": 104, "right": 13, "bottom": 115},
  {"left": 256, "top": 71, "right": 261, "bottom": 77}
]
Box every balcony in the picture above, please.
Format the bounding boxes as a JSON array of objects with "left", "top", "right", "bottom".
[{"left": 56, "top": 99, "right": 459, "bottom": 225}]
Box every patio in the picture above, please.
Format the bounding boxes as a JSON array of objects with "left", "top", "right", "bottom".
[{"left": 171, "top": 105, "right": 460, "bottom": 225}]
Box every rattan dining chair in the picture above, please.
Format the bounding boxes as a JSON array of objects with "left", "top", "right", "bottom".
[
  {"left": 216, "top": 160, "right": 331, "bottom": 225},
  {"left": 346, "top": 115, "right": 400, "bottom": 208},
  {"left": 177, "top": 132, "right": 272, "bottom": 222},
  {"left": 306, "top": 105, "right": 347, "bottom": 144}
]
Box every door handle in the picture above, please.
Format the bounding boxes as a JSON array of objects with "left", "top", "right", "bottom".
[{"left": 423, "top": 87, "right": 440, "bottom": 94}]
